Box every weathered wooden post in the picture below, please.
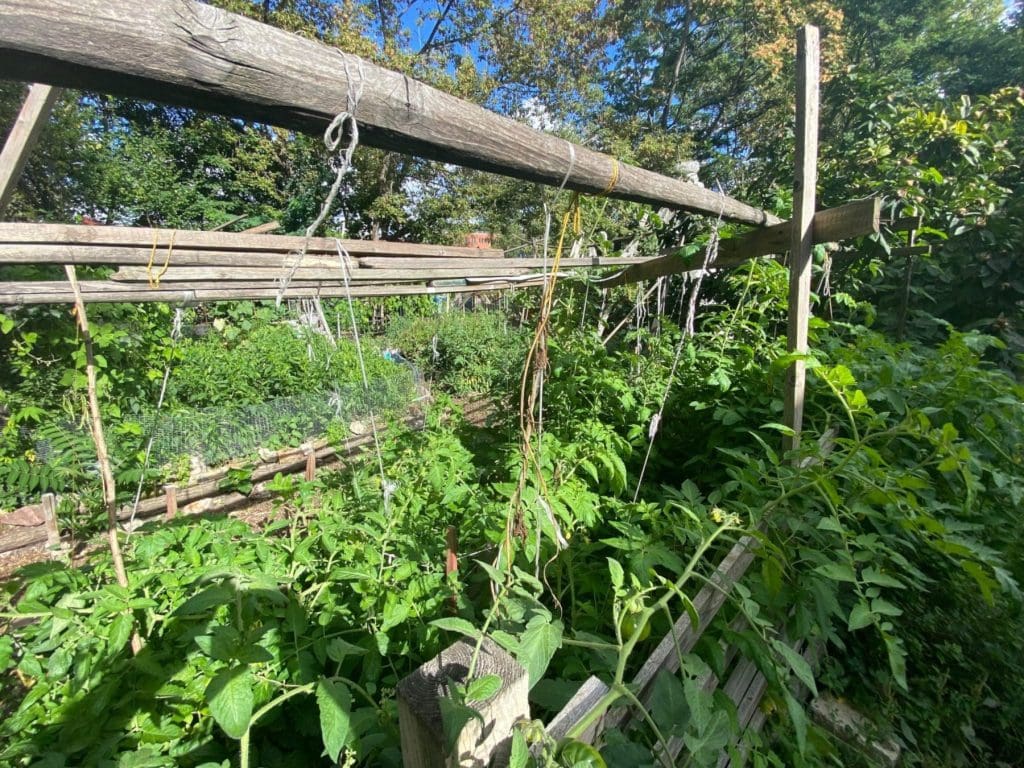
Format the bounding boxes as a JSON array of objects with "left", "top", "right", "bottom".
[
  {"left": 0, "top": 83, "right": 60, "bottom": 215},
  {"left": 304, "top": 447, "right": 316, "bottom": 482},
  {"left": 397, "top": 638, "right": 529, "bottom": 767},
  {"left": 783, "top": 25, "right": 820, "bottom": 454},
  {"left": 40, "top": 492, "right": 60, "bottom": 548},
  {"left": 163, "top": 483, "right": 177, "bottom": 521}
]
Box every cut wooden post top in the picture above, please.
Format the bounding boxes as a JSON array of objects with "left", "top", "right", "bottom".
[{"left": 397, "top": 637, "right": 528, "bottom": 768}]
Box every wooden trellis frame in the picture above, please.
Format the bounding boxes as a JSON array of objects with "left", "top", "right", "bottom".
[{"left": 0, "top": 4, "right": 881, "bottom": 764}]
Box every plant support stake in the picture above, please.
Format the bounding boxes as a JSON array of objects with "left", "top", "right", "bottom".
[{"left": 64, "top": 264, "right": 141, "bottom": 654}]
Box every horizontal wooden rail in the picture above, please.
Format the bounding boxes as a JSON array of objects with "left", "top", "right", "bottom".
[
  {"left": 0, "top": 277, "right": 557, "bottom": 305},
  {"left": 0, "top": 223, "right": 502, "bottom": 258},
  {"left": 0, "top": 0, "right": 777, "bottom": 226},
  {"left": 598, "top": 197, "right": 880, "bottom": 288}
]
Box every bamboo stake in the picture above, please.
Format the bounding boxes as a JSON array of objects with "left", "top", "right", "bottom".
[{"left": 64, "top": 264, "right": 141, "bottom": 655}]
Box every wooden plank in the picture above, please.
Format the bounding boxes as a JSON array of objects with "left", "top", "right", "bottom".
[
  {"left": 241, "top": 220, "right": 281, "bottom": 234},
  {"left": 887, "top": 215, "right": 922, "bottom": 232},
  {"left": 782, "top": 25, "right": 820, "bottom": 453},
  {"left": 889, "top": 244, "right": 930, "bottom": 257},
  {"left": 0, "top": 277, "right": 550, "bottom": 304},
  {"left": 603, "top": 536, "right": 757, "bottom": 731},
  {"left": 0, "top": 222, "right": 503, "bottom": 258},
  {"left": 164, "top": 484, "right": 178, "bottom": 521},
  {"left": 208, "top": 214, "right": 246, "bottom": 232},
  {"left": 0, "top": 83, "right": 61, "bottom": 215},
  {"left": 111, "top": 265, "right": 535, "bottom": 282},
  {"left": 545, "top": 676, "right": 611, "bottom": 744},
  {"left": 360, "top": 255, "right": 657, "bottom": 270},
  {"left": 0, "top": 0, "right": 778, "bottom": 227},
  {"left": 598, "top": 197, "right": 878, "bottom": 289},
  {"left": 397, "top": 638, "right": 529, "bottom": 767}
]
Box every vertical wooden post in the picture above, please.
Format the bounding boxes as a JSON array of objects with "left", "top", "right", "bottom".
[
  {"left": 397, "top": 638, "right": 529, "bottom": 768},
  {"left": 304, "top": 448, "right": 316, "bottom": 482},
  {"left": 783, "top": 25, "right": 820, "bottom": 454},
  {"left": 896, "top": 224, "right": 917, "bottom": 340},
  {"left": 40, "top": 492, "right": 60, "bottom": 548},
  {"left": 164, "top": 484, "right": 178, "bottom": 521},
  {"left": 0, "top": 84, "right": 61, "bottom": 215}
]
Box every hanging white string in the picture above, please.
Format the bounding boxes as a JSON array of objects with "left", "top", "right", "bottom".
[
  {"left": 335, "top": 239, "right": 391, "bottom": 509},
  {"left": 632, "top": 184, "right": 726, "bottom": 501},
  {"left": 127, "top": 306, "right": 184, "bottom": 533},
  {"left": 277, "top": 54, "right": 365, "bottom": 304}
]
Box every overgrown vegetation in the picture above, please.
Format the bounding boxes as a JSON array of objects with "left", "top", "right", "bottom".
[{"left": 2, "top": 0, "right": 1024, "bottom": 766}]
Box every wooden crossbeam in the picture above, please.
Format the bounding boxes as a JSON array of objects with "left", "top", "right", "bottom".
[
  {"left": 0, "top": 0, "right": 777, "bottom": 227},
  {"left": 0, "top": 223, "right": 503, "bottom": 258},
  {"left": 241, "top": 221, "right": 281, "bottom": 234},
  {"left": 598, "top": 197, "right": 879, "bottom": 288},
  {"left": 110, "top": 265, "right": 536, "bottom": 283},
  {"left": 0, "top": 277, "right": 550, "bottom": 305},
  {"left": 0, "top": 83, "right": 60, "bottom": 215}
]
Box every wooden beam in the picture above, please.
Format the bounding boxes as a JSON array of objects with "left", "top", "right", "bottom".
[
  {"left": 598, "top": 197, "right": 878, "bottom": 288},
  {"left": 783, "top": 25, "right": 820, "bottom": 453},
  {"left": 889, "top": 244, "right": 930, "bottom": 257},
  {"left": 0, "top": 277, "right": 550, "bottom": 304},
  {"left": 0, "top": 222, "right": 503, "bottom": 258},
  {"left": 887, "top": 215, "right": 923, "bottom": 232},
  {"left": 241, "top": 220, "right": 281, "bottom": 234},
  {"left": 110, "top": 265, "right": 536, "bottom": 282},
  {"left": 0, "top": 83, "right": 60, "bottom": 215},
  {"left": 0, "top": 0, "right": 778, "bottom": 226},
  {"left": 208, "top": 214, "right": 246, "bottom": 232}
]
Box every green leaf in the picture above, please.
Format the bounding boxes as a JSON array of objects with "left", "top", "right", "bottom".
[
  {"left": 607, "top": 558, "right": 624, "bottom": 591},
  {"left": 784, "top": 690, "right": 808, "bottom": 754},
  {"left": 465, "top": 674, "right": 502, "bottom": 703},
  {"left": 814, "top": 562, "right": 857, "bottom": 583},
  {"left": 509, "top": 729, "right": 529, "bottom": 768},
  {"left": 847, "top": 601, "right": 874, "bottom": 631},
  {"left": 326, "top": 637, "right": 368, "bottom": 662},
  {"left": 772, "top": 640, "right": 817, "bottom": 696},
  {"left": 816, "top": 516, "right": 845, "bottom": 534},
  {"left": 205, "top": 666, "right": 254, "bottom": 739},
  {"left": 884, "top": 636, "right": 908, "bottom": 691},
  {"left": 107, "top": 613, "right": 134, "bottom": 652},
  {"left": 517, "top": 615, "right": 563, "bottom": 689},
  {"left": 439, "top": 697, "right": 483, "bottom": 751},
  {"left": 429, "top": 617, "right": 482, "bottom": 639},
  {"left": 316, "top": 678, "right": 352, "bottom": 762},
  {"left": 870, "top": 598, "right": 903, "bottom": 617},
  {"left": 860, "top": 567, "right": 905, "bottom": 589}
]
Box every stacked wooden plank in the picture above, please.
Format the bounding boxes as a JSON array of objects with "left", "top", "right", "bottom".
[{"left": 0, "top": 223, "right": 656, "bottom": 304}]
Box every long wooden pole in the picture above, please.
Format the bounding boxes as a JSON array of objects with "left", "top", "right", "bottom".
[
  {"left": 0, "top": 83, "right": 60, "bottom": 215},
  {"left": 783, "top": 26, "right": 820, "bottom": 453},
  {"left": 0, "top": 0, "right": 777, "bottom": 227},
  {"left": 64, "top": 265, "right": 141, "bottom": 654}
]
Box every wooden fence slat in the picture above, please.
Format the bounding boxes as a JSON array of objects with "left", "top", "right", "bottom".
[
  {"left": 0, "top": 0, "right": 777, "bottom": 226},
  {"left": 111, "top": 265, "right": 536, "bottom": 282},
  {"left": 0, "top": 83, "right": 60, "bottom": 214},
  {"left": 544, "top": 676, "right": 611, "bottom": 744}
]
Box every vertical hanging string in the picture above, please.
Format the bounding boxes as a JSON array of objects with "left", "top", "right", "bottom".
[
  {"left": 633, "top": 186, "right": 726, "bottom": 501},
  {"left": 128, "top": 306, "right": 184, "bottom": 533},
  {"left": 335, "top": 240, "right": 391, "bottom": 508},
  {"left": 277, "top": 53, "right": 365, "bottom": 303}
]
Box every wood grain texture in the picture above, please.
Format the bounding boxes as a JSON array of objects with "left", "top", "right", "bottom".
[
  {"left": 0, "top": 277, "right": 551, "bottom": 304},
  {"left": 783, "top": 25, "right": 820, "bottom": 453},
  {"left": 0, "top": 222, "right": 502, "bottom": 258},
  {"left": 545, "top": 676, "right": 611, "bottom": 744},
  {"left": 0, "top": 0, "right": 777, "bottom": 226},
  {"left": 598, "top": 197, "right": 877, "bottom": 288},
  {"left": 0, "top": 83, "right": 60, "bottom": 214},
  {"left": 397, "top": 638, "right": 528, "bottom": 768},
  {"left": 111, "top": 265, "right": 535, "bottom": 282}
]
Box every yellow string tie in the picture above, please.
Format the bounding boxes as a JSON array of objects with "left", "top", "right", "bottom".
[
  {"left": 599, "top": 157, "right": 620, "bottom": 197},
  {"left": 146, "top": 231, "right": 175, "bottom": 288}
]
